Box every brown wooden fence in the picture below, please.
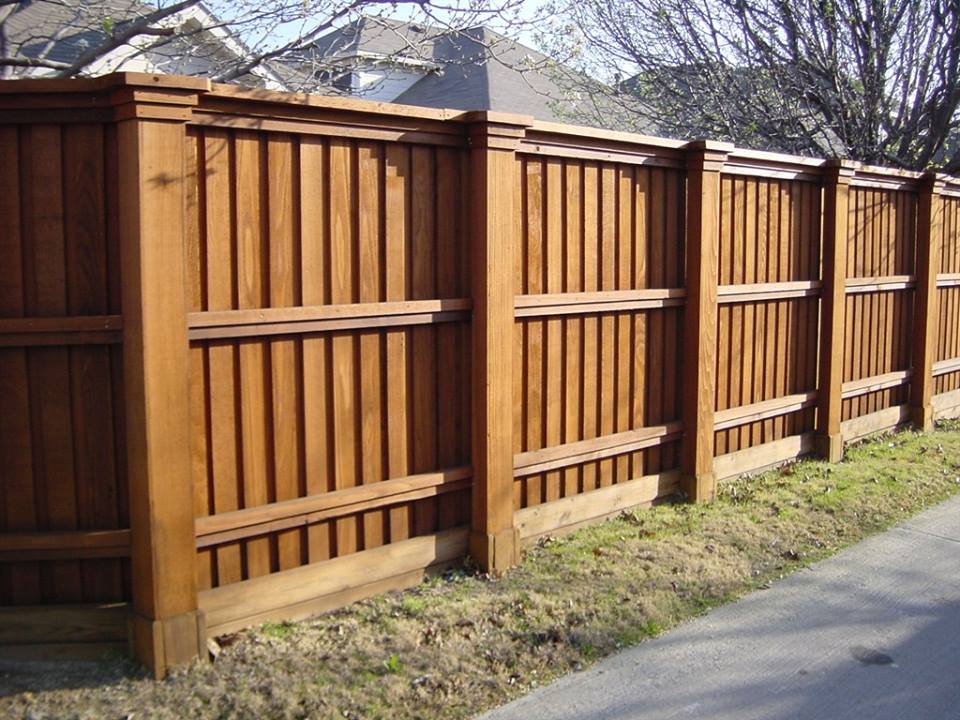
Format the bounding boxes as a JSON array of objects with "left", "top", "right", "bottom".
[{"left": 2, "top": 73, "right": 960, "bottom": 675}]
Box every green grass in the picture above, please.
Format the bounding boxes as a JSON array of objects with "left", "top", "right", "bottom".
[{"left": 5, "top": 423, "right": 960, "bottom": 720}]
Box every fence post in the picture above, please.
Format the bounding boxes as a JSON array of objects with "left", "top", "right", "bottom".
[
  {"left": 911, "top": 172, "right": 945, "bottom": 431},
  {"left": 467, "top": 111, "right": 531, "bottom": 573},
  {"left": 114, "top": 78, "right": 208, "bottom": 677},
  {"left": 681, "top": 141, "right": 731, "bottom": 502},
  {"left": 816, "top": 159, "right": 856, "bottom": 462}
]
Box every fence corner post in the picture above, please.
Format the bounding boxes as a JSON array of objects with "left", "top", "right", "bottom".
[
  {"left": 113, "top": 77, "right": 209, "bottom": 677},
  {"left": 911, "top": 172, "right": 945, "bottom": 431},
  {"left": 816, "top": 158, "right": 856, "bottom": 462},
  {"left": 466, "top": 111, "right": 530, "bottom": 573},
  {"left": 681, "top": 140, "right": 731, "bottom": 502}
]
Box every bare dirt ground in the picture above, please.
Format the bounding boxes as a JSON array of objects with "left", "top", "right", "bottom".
[{"left": 4, "top": 423, "right": 960, "bottom": 720}]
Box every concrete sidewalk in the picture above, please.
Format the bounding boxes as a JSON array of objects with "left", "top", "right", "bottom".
[{"left": 481, "top": 494, "right": 960, "bottom": 720}]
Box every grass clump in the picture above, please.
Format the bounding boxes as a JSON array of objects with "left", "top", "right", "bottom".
[{"left": 5, "top": 424, "right": 960, "bottom": 720}]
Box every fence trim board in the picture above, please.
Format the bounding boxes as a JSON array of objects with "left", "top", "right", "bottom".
[
  {"left": 714, "top": 433, "right": 817, "bottom": 481},
  {"left": 189, "top": 111, "right": 466, "bottom": 147},
  {"left": 844, "top": 276, "right": 916, "bottom": 293},
  {"left": 933, "top": 357, "right": 960, "bottom": 376},
  {"left": 841, "top": 370, "right": 913, "bottom": 399},
  {"left": 512, "top": 422, "right": 683, "bottom": 478},
  {"left": 514, "top": 289, "right": 686, "bottom": 317},
  {"left": 840, "top": 405, "right": 911, "bottom": 443},
  {"left": 932, "top": 389, "right": 960, "bottom": 419},
  {"left": 0, "top": 530, "right": 131, "bottom": 561},
  {"left": 935, "top": 273, "right": 960, "bottom": 287},
  {"left": 199, "top": 528, "right": 468, "bottom": 637},
  {"left": 0, "top": 314, "right": 123, "bottom": 346},
  {"left": 515, "top": 471, "right": 680, "bottom": 543},
  {"left": 716, "top": 281, "right": 821, "bottom": 304},
  {"left": 194, "top": 467, "right": 472, "bottom": 548},
  {"left": 0, "top": 603, "right": 130, "bottom": 660},
  {"left": 714, "top": 392, "right": 817, "bottom": 431},
  {"left": 187, "top": 299, "right": 471, "bottom": 340}
]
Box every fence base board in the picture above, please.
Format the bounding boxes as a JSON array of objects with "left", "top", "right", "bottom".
[
  {"left": 932, "top": 389, "right": 960, "bottom": 420},
  {"left": 515, "top": 471, "right": 680, "bottom": 544},
  {"left": 0, "top": 602, "right": 129, "bottom": 662},
  {"left": 840, "top": 405, "right": 910, "bottom": 444},
  {"left": 199, "top": 528, "right": 468, "bottom": 638},
  {"left": 714, "top": 433, "right": 816, "bottom": 481}
]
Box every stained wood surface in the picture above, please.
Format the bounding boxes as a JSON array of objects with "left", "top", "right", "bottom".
[
  {"left": 935, "top": 197, "right": 960, "bottom": 395},
  {"left": 511, "top": 153, "right": 685, "bottom": 510},
  {"left": 6, "top": 78, "right": 960, "bottom": 652},
  {"left": 0, "top": 123, "right": 127, "bottom": 607},
  {"left": 841, "top": 187, "right": 917, "bottom": 421},
  {"left": 714, "top": 174, "right": 820, "bottom": 456},
  {"left": 183, "top": 127, "right": 471, "bottom": 589}
]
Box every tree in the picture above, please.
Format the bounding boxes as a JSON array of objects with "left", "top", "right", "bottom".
[
  {"left": 0, "top": 0, "right": 527, "bottom": 87},
  {"left": 536, "top": 0, "right": 960, "bottom": 171}
]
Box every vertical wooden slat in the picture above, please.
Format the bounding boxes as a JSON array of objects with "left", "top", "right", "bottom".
[
  {"left": 267, "top": 135, "right": 304, "bottom": 569},
  {"left": 0, "top": 124, "right": 42, "bottom": 605},
  {"left": 203, "top": 129, "right": 243, "bottom": 585},
  {"left": 435, "top": 146, "right": 464, "bottom": 528},
  {"left": 357, "top": 141, "right": 386, "bottom": 547},
  {"left": 681, "top": 142, "right": 730, "bottom": 500},
  {"left": 328, "top": 138, "right": 359, "bottom": 556},
  {"left": 384, "top": 143, "right": 411, "bottom": 542},
  {"left": 816, "top": 160, "right": 855, "bottom": 460},
  {"left": 300, "top": 136, "right": 333, "bottom": 563},
  {"left": 563, "top": 162, "right": 582, "bottom": 496},
  {"left": 63, "top": 123, "right": 123, "bottom": 601},
  {"left": 410, "top": 145, "right": 438, "bottom": 533},
  {"left": 911, "top": 174, "right": 944, "bottom": 429},
  {"left": 468, "top": 113, "right": 530, "bottom": 573},
  {"left": 234, "top": 132, "right": 272, "bottom": 577},
  {"left": 599, "top": 164, "right": 616, "bottom": 486},
  {"left": 544, "top": 159, "right": 563, "bottom": 499},
  {"left": 581, "top": 163, "right": 599, "bottom": 490}
]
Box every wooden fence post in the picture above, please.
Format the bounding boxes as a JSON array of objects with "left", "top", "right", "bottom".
[
  {"left": 911, "top": 172, "right": 945, "bottom": 431},
  {"left": 816, "top": 159, "right": 856, "bottom": 462},
  {"left": 681, "top": 141, "right": 731, "bottom": 502},
  {"left": 467, "top": 111, "right": 531, "bottom": 573},
  {"left": 114, "top": 79, "right": 208, "bottom": 677}
]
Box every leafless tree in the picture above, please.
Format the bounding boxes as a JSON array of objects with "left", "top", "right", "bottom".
[
  {"left": 0, "top": 0, "right": 529, "bottom": 88},
  {"left": 537, "top": 0, "right": 960, "bottom": 170}
]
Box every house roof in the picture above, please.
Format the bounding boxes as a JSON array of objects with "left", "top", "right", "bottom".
[
  {"left": 3, "top": 0, "right": 284, "bottom": 86},
  {"left": 302, "top": 18, "right": 618, "bottom": 126}
]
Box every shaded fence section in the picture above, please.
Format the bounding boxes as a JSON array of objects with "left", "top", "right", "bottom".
[{"left": 1, "top": 74, "right": 960, "bottom": 675}]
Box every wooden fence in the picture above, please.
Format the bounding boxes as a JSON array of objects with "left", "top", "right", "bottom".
[{"left": 1, "top": 73, "right": 959, "bottom": 675}]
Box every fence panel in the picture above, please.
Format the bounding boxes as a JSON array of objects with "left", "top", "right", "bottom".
[
  {"left": 510, "top": 128, "right": 685, "bottom": 530},
  {"left": 184, "top": 120, "right": 474, "bottom": 597},
  {"left": 841, "top": 180, "right": 917, "bottom": 428},
  {"left": 714, "top": 172, "right": 821, "bottom": 457},
  {"left": 0, "top": 121, "right": 128, "bottom": 608},
  {"left": 935, "top": 194, "right": 960, "bottom": 395}
]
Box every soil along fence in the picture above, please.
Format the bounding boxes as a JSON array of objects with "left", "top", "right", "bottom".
[{"left": 2, "top": 73, "right": 960, "bottom": 676}]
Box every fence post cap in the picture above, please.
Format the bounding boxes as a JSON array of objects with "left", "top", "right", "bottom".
[{"left": 686, "top": 139, "right": 735, "bottom": 153}]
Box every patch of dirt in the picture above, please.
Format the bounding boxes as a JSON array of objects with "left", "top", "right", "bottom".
[{"left": 4, "top": 423, "right": 960, "bottom": 720}]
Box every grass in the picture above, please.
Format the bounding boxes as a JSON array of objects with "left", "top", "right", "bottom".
[{"left": 5, "top": 423, "right": 960, "bottom": 720}]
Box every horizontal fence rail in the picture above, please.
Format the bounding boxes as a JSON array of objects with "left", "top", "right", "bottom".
[{"left": 2, "top": 73, "right": 960, "bottom": 676}]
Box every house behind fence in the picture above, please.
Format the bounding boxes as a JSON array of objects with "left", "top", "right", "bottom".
[{"left": 1, "top": 73, "right": 960, "bottom": 676}]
